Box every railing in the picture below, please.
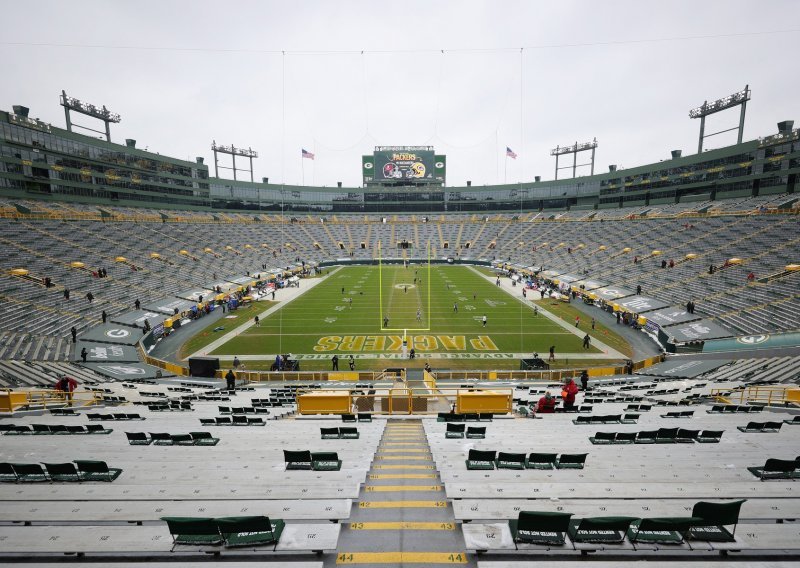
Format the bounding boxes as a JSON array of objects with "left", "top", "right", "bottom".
[
  {"left": 0, "top": 388, "right": 102, "bottom": 412},
  {"left": 222, "top": 369, "right": 394, "bottom": 383},
  {"left": 710, "top": 385, "right": 797, "bottom": 406},
  {"left": 295, "top": 387, "right": 513, "bottom": 415}
]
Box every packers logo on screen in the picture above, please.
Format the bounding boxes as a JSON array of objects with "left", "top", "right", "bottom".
[
  {"left": 410, "top": 162, "right": 426, "bottom": 178},
  {"left": 435, "top": 161, "right": 444, "bottom": 169},
  {"left": 363, "top": 161, "right": 373, "bottom": 169}
]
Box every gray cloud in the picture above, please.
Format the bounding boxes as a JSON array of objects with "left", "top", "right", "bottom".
[{"left": 0, "top": 0, "right": 797, "bottom": 187}]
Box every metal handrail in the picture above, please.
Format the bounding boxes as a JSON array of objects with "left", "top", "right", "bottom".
[{"left": 710, "top": 385, "right": 791, "bottom": 406}]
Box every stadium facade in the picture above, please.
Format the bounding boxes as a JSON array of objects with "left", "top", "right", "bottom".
[{"left": 0, "top": 105, "right": 797, "bottom": 214}]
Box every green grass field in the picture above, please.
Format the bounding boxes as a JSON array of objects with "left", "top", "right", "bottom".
[{"left": 200, "top": 265, "right": 627, "bottom": 369}]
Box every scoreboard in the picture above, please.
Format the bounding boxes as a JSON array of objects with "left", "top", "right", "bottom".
[{"left": 363, "top": 146, "right": 445, "bottom": 186}]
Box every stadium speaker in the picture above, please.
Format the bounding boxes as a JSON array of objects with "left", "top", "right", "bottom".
[
  {"left": 778, "top": 120, "right": 794, "bottom": 134},
  {"left": 12, "top": 105, "right": 29, "bottom": 117},
  {"left": 262, "top": 177, "right": 269, "bottom": 183},
  {"left": 535, "top": 176, "right": 541, "bottom": 182},
  {"left": 671, "top": 150, "right": 682, "bottom": 159},
  {"left": 466, "top": 180, "right": 472, "bottom": 186},
  {"left": 337, "top": 181, "right": 342, "bottom": 188},
  {"left": 188, "top": 356, "right": 220, "bottom": 378}
]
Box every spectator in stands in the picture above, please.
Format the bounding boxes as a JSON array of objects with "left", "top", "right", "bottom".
[
  {"left": 101, "top": 310, "right": 107, "bottom": 323},
  {"left": 669, "top": 259, "right": 675, "bottom": 268},
  {"left": 636, "top": 285, "right": 642, "bottom": 295},
  {"left": 80, "top": 347, "right": 88, "bottom": 363},
  {"left": 64, "top": 288, "right": 70, "bottom": 300},
  {"left": 70, "top": 326, "right": 77, "bottom": 343},
  {"left": 562, "top": 378, "right": 579, "bottom": 409},
  {"left": 424, "top": 362, "right": 432, "bottom": 374},
  {"left": 55, "top": 375, "right": 78, "bottom": 406},
  {"left": 331, "top": 354, "right": 339, "bottom": 371},
  {"left": 536, "top": 392, "right": 557, "bottom": 413},
  {"left": 134, "top": 299, "right": 140, "bottom": 310},
  {"left": 747, "top": 271, "right": 755, "bottom": 281},
  {"left": 225, "top": 369, "right": 236, "bottom": 390},
  {"left": 580, "top": 370, "right": 589, "bottom": 391},
  {"left": 86, "top": 292, "right": 94, "bottom": 303},
  {"left": 633, "top": 256, "right": 639, "bottom": 264},
  {"left": 661, "top": 260, "right": 667, "bottom": 269},
  {"left": 709, "top": 264, "right": 716, "bottom": 274}
]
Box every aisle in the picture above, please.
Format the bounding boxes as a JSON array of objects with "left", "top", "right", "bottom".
[{"left": 330, "top": 419, "right": 472, "bottom": 566}]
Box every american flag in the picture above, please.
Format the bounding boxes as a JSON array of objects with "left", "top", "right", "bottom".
[
  {"left": 506, "top": 147, "right": 517, "bottom": 159},
  {"left": 302, "top": 149, "right": 315, "bottom": 160}
]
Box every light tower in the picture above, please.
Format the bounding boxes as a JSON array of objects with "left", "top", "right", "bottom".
[
  {"left": 60, "top": 90, "right": 121, "bottom": 142},
  {"left": 690, "top": 85, "right": 750, "bottom": 153},
  {"left": 550, "top": 138, "right": 597, "bottom": 180},
  {"left": 211, "top": 141, "right": 258, "bottom": 182}
]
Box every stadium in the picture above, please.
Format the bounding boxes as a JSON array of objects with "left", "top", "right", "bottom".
[{"left": 1, "top": 3, "right": 800, "bottom": 567}]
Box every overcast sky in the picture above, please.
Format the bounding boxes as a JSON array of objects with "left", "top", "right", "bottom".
[{"left": 0, "top": 0, "right": 797, "bottom": 188}]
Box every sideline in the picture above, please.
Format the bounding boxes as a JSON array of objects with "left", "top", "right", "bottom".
[
  {"left": 465, "top": 265, "right": 627, "bottom": 360},
  {"left": 185, "top": 266, "right": 342, "bottom": 360}
]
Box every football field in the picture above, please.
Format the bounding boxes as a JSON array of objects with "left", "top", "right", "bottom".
[{"left": 206, "top": 265, "right": 623, "bottom": 366}]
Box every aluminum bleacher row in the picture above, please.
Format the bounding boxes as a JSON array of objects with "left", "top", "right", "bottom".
[
  {"left": 1, "top": 368, "right": 799, "bottom": 562},
  {"left": 421, "top": 385, "right": 800, "bottom": 558},
  {"left": 0, "top": 194, "right": 797, "bottom": 360},
  {"left": 0, "top": 379, "right": 385, "bottom": 560}
]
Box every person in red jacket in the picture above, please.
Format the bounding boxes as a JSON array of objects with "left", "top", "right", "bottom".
[
  {"left": 55, "top": 375, "right": 78, "bottom": 406},
  {"left": 536, "top": 392, "right": 557, "bottom": 413},
  {"left": 562, "top": 378, "right": 579, "bottom": 409}
]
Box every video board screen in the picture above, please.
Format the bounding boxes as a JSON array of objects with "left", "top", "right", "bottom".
[
  {"left": 374, "top": 148, "right": 435, "bottom": 182},
  {"left": 363, "top": 147, "right": 445, "bottom": 186}
]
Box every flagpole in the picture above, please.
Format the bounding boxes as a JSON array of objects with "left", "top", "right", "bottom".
[
  {"left": 495, "top": 130, "right": 499, "bottom": 184},
  {"left": 301, "top": 153, "right": 305, "bottom": 186},
  {"left": 504, "top": 154, "right": 508, "bottom": 184}
]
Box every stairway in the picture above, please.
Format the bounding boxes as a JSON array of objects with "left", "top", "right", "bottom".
[{"left": 331, "top": 419, "right": 471, "bottom": 566}]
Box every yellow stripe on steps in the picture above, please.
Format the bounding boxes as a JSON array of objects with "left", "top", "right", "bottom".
[
  {"left": 376, "top": 455, "right": 431, "bottom": 460},
  {"left": 337, "top": 552, "right": 467, "bottom": 564},
  {"left": 364, "top": 485, "right": 442, "bottom": 492},
  {"left": 373, "top": 464, "right": 434, "bottom": 470},
  {"left": 368, "top": 473, "right": 437, "bottom": 479},
  {"left": 349, "top": 521, "right": 454, "bottom": 530},
  {"left": 358, "top": 500, "right": 447, "bottom": 508}
]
